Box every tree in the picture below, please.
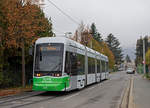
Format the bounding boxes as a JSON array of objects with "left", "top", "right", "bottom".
[
  {"left": 4, "top": 0, "right": 53, "bottom": 48},
  {"left": 105, "top": 33, "right": 123, "bottom": 65},
  {"left": 73, "top": 21, "right": 85, "bottom": 42},
  {"left": 146, "top": 49, "right": 150, "bottom": 66},
  {"left": 135, "top": 36, "right": 150, "bottom": 66},
  {"left": 74, "top": 25, "right": 115, "bottom": 69},
  {"left": 0, "top": 0, "right": 54, "bottom": 88},
  {"left": 90, "top": 23, "right": 102, "bottom": 42},
  {"left": 125, "top": 55, "right": 131, "bottom": 63},
  {"left": 0, "top": 0, "right": 7, "bottom": 85},
  {"left": 146, "top": 49, "right": 150, "bottom": 75},
  {"left": 88, "top": 37, "right": 115, "bottom": 69}
]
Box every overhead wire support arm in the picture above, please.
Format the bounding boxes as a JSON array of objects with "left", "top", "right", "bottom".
[{"left": 47, "top": 0, "right": 79, "bottom": 25}]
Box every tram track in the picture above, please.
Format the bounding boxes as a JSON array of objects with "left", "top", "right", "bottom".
[
  {"left": 0, "top": 82, "right": 103, "bottom": 108},
  {"left": 10, "top": 95, "right": 57, "bottom": 108},
  {"left": 0, "top": 91, "right": 74, "bottom": 108},
  {"left": 0, "top": 91, "right": 45, "bottom": 105}
]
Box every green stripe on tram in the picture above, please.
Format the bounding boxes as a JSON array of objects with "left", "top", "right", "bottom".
[{"left": 32, "top": 76, "right": 70, "bottom": 91}]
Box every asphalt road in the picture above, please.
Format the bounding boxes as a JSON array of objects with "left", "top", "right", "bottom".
[
  {"left": 133, "top": 74, "right": 150, "bottom": 108},
  {"left": 0, "top": 71, "right": 131, "bottom": 108}
]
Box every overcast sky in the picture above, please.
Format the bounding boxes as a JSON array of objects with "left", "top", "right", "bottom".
[{"left": 43, "top": 0, "right": 150, "bottom": 49}]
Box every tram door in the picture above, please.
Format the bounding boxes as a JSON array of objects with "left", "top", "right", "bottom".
[
  {"left": 85, "top": 49, "right": 88, "bottom": 86},
  {"left": 95, "top": 58, "right": 97, "bottom": 82},
  {"left": 65, "top": 51, "right": 77, "bottom": 90}
]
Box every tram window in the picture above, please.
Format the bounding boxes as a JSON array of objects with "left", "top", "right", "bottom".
[
  {"left": 65, "top": 52, "right": 71, "bottom": 75},
  {"left": 106, "top": 62, "right": 109, "bottom": 72},
  {"left": 77, "top": 54, "right": 85, "bottom": 75},
  {"left": 100, "top": 60, "right": 102, "bottom": 73},
  {"left": 65, "top": 51, "right": 85, "bottom": 76},
  {"left": 65, "top": 51, "right": 77, "bottom": 75},
  {"left": 97, "top": 60, "right": 100, "bottom": 73},
  {"left": 88, "top": 57, "right": 92, "bottom": 74},
  {"left": 92, "top": 58, "right": 95, "bottom": 73},
  {"left": 70, "top": 52, "right": 77, "bottom": 75},
  {"left": 88, "top": 57, "right": 95, "bottom": 74},
  {"left": 88, "top": 57, "right": 90, "bottom": 74},
  {"left": 101, "top": 61, "right": 105, "bottom": 72}
]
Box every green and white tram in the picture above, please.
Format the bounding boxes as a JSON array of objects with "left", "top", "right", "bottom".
[{"left": 32, "top": 37, "right": 109, "bottom": 91}]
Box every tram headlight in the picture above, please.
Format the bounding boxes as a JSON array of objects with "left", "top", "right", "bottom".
[
  {"left": 52, "top": 73, "right": 61, "bottom": 77},
  {"left": 56, "top": 74, "right": 60, "bottom": 77},
  {"left": 36, "top": 73, "right": 41, "bottom": 77}
]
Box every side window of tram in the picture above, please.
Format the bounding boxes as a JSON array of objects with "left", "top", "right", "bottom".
[
  {"left": 70, "top": 52, "right": 78, "bottom": 75},
  {"left": 106, "top": 62, "right": 109, "bottom": 72},
  {"left": 101, "top": 61, "right": 105, "bottom": 72},
  {"left": 65, "top": 52, "right": 85, "bottom": 76},
  {"left": 65, "top": 52, "right": 71, "bottom": 75},
  {"left": 77, "top": 54, "right": 85, "bottom": 75},
  {"left": 97, "top": 60, "right": 100, "bottom": 73},
  {"left": 65, "top": 52, "right": 77, "bottom": 75},
  {"left": 88, "top": 57, "right": 95, "bottom": 74}
]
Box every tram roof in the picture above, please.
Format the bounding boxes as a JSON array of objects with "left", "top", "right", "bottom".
[{"left": 36, "top": 36, "right": 108, "bottom": 61}]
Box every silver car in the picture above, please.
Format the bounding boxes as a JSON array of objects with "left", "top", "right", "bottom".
[{"left": 126, "top": 68, "right": 135, "bottom": 74}]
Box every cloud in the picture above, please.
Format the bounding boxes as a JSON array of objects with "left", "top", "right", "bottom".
[{"left": 43, "top": 0, "right": 150, "bottom": 48}]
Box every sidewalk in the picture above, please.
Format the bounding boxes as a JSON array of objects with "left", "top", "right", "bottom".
[
  {"left": 0, "top": 86, "right": 32, "bottom": 97},
  {"left": 133, "top": 74, "right": 150, "bottom": 108}
]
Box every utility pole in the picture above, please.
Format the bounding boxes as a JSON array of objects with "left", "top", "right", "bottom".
[{"left": 143, "top": 38, "right": 146, "bottom": 74}]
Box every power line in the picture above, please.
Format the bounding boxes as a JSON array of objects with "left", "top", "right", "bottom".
[{"left": 47, "top": 0, "right": 79, "bottom": 25}]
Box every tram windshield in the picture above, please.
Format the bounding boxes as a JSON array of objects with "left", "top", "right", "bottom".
[{"left": 34, "top": 43, "right": 64, "bottom": 76}]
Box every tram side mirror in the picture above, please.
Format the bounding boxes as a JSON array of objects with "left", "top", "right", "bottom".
[{"left": 29, "top": 47, "right": 33, "bottom": 56}]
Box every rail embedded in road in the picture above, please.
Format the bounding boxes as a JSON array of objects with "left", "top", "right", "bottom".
[{"left": 0, "top": 91, "right": 45, "bottom": 104}]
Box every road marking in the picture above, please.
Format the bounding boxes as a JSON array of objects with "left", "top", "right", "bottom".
[
  {"left": 117, "top": 80, "right": 129, "bottom": 108},
  {"left": 119, "top": 76, "right": 135, "bottom": 108},
  {"left": 128, "top": 76, "right": 135, "bottom": 108},
  {"left": 88, "top": 86, "right": 96, "bottom": 90},
  {"left": 62, "top": 93, "right": 79, "bottom": 101},
  {"left": 119, "top": 79, "right": 130, "bottom": 108}
]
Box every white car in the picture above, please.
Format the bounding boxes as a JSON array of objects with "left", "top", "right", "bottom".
[{"left": 126, "top": 68, "right": 135, "bottom": 74}]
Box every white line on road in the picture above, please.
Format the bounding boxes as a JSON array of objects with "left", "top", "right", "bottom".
[
  {"left": 62, "top": 93, "right": 79, "bottom": 101},
  {"left": 88, "top": 86, "right": 96, "bottom": 90}
]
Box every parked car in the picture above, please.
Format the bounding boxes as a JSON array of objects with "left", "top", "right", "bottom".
[
  {"left": 118, "top": 68, "right": 124, "bottom": 71},
  {"left": 126, "top": 68, "right": 135, "bottom": 74}
]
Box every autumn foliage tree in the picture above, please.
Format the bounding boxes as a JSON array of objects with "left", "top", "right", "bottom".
[
  {"left": 73, "top": 23, "right": 115, "bottom": 69},
  {"left": 3, "top": 0, "right": 53, "bottom": 48},
  {"left": 146, "top": 49, "right": 150, "bottom": 75},
  {"left": 0, "top": 0, "right": 53, "bottom": 88},
  {"left": 0, "top": 0, "right": 7, "bottom": 85},
  {"left": 89, "top": 37, "right": 115, "bottom": 69}
]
